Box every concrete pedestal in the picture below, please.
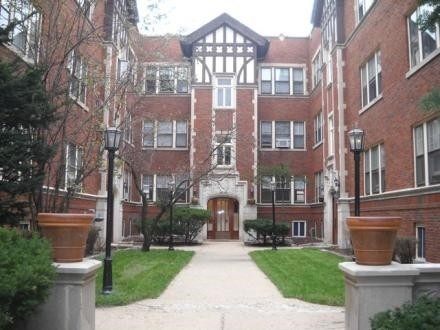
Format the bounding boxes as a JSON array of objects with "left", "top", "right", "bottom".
[
  {"left": 20, "top": 259, "right": 101, "bottom": 330},
  {"left": 411, "top": 263, "right": 440, "bottom": 300},
  {"left": 339, "top": 262, "right": 418, "bottom": 330}
]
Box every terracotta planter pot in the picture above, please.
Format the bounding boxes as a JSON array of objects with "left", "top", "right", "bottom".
[
  {"left": 37, "top": 213, "right": 93, "bottom": 263},
  {"left": 347, "top": 216, "right": 401, "bottom": 266}
]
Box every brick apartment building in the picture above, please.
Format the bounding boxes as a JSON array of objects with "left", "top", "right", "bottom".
[{"left": 1, "top": 0, "right": 439, "bottom": 262}]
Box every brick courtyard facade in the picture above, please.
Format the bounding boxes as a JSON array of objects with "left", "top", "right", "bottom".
[{"left": 1, "top": 0, "right": 439, "bottom": 261}]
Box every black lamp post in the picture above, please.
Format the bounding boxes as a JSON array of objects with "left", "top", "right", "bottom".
[
  {"left": 168, "top": 180, "right": 175, "bottom": 251},
  {"left": 348, "top": 128, "right": 365, "bottom": 217},
  {"left": 103, "top": 127, "right": 122, "bottom": 294},
  {"left": 270, "top": 180, "right": 277, "bottom": 250}
]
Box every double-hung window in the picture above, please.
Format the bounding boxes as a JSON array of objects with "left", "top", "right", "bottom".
[
  {"left": 275, "top": 68, "right": 289, "bottom": 94},
  {"left": 261, "top": 121, "right": 306, "bottom": 150},
  {"left": 261, "top": 122, "right": 272, "bottom": 148},
  {"left": 414, "top": 117, "right": 440, "bottom": 186},
  {"left": 312, "top": 50, "right": 322, "bottom": 88},
  {"left": 315, "top": 171, "right": 324, "bottom": 202},
  {"left": 175, "top": 121, "right": 188, "bottom": 148},
  {"left": 68, "top": 51, "right": 87, "bottom": 105},
  {"left": 260, "top": 176, "right": 272, "bottom": 203},
  {"left": 159, "top": 67, "right": 174, "bottom": 92},
  {"left": 416, "top": 225, "right": 426, "bottom": 260},
  {"left": 292, "top": 68, "right": 304, "bottom": 95},
  {"left": 360, "top": 51, "right": 382, "bottom": 108},
  {"left": 141, "top": 175, "right": 154, "bottom": 201},
  {"left": 157, "top": 121, "right": 173, "bottom": 148},
  {"left": 175, "top": 174, "right": 189, "bottom": 203},
  {"left": 408, "top": 5, "right": 440, "bottom": 68},
  {"left": 65, "top": 143, "right": 83, "bottom": 191},
  {"left": 216, "top": 135, "right": 232, "bottom": 166},
  {"left": 145, "top": 66, "right": 157, "bottom": 93},
  {"left": 156, "top": 175, "right": 172, "bottom": 202},
  {"left": 142, "top": 121, "right": 154, "bottom": 147},
  {"left": 0, "top": 0, "right": 40, "bottom": 61},
  {"left": 275, "top": 122, "right": 291, "bottom": 148},
  {"left": 357, "top": 0, "right": 375, "bottom": 22},
  {"left": 314, "top": 112, "right": 323, "bottom": 145},
  {"left": 215, "top": 77, "right": 234, "bottom": 108},
  {"left": 176, "top": 67, "right": 189, "bottom": 93},
  {"left": 364, "top": 143, "right": 385, "bottom": 195},
  {"left": 123, "top": 168, "right": 131, "bottom": 201},
  {"left": 293, "top": 122, "right": 305, "bottom": 149},
  {"left": 294, "top": 176, "right": 306, "bottom": 203},
  {"left": 123, "top": 113, "right": 133, "bottom": 143},
  {"left": 275, "top": 176, "right": 291, "bottom": 203},
  {"left": 261, "top": 68, "right": 272, "bottom": 94}
]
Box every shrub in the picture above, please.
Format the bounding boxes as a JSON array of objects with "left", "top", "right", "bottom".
[
  {"left": 85, "top": 225, "right": 101, "bottom": 256},
  {"left": 393, "top": 236, "right": 415, "bottom": 264},
  {"left": 173, "top": 208, "right": 209, "bottom": 243},
  {"left": 244, "top": 219, "right": 289, "bottom": 244},
  {"left": 0, "top": 228, "right": 56, "bottom": 328},
  {"left": 153, "top": 208, "right": 209, "bottom": 244},
  {"left": 371, "top": 296, "right": 440, "bottom": 330}
]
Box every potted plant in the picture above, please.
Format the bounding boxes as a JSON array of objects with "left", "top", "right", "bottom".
[
  {"left": 37, "top": 213, "right": 94, "bottom": 262},
  {"left": 347, "top": 216, "right": 401, "bottom": 265}
]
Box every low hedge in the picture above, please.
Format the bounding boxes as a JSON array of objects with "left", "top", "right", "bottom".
[
  {"left": 0, "top": 228, "right": 56, "bottom": 328},
  {"left": 371, "top": 296, "right": 440, "bottom": 329},
  {"left": 244, "top": 219, "right": 289, "bottom": 244}
]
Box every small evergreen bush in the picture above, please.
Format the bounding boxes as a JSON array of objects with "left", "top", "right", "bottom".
[
  {"left": 393, "top": 236, "right": 415, "bottom": 264},
  {"left": 0, "top": 228, "right": 56, "bottom": 328},
  {"left": 244, "top": 219, "right": 289, "bottom": 244},
  {"left": 371, "top": 296, "right": 440, "bottom": 330}
]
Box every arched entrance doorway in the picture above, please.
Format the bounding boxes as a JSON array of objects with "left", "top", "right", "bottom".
[{"left": 207, "top": 198, "right": 239, "bottom": 239}]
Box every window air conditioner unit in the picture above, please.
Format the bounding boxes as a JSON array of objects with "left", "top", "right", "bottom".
[{"left": 276, "top": 138, "right": 290, "bottom": 148}]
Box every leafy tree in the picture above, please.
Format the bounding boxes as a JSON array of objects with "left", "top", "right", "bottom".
[{"left": 0, "top": 62, "right": 56, "bottom": 226}]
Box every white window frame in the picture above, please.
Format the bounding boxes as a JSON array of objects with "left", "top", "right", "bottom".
[
  {"left": 312, "top": 48, "right": 322, "bottom": 89},
  {"left": 261, "top": 121, "right": 306, "bottom": 151},
  {"left": 328, "top": 113, "right": 334, "bottom": 157},
  {"left": 364, "top": 143, "right": 385, "bottom": 195},
  {"left": 315, "top": 171, "right": 324, "bottom": 202},
  {"left": 314, "top": 111, "right": 323, "bottom": 146},
  {"left": 356, "top": 0, "right": 375, "bottom": 23},
  {"left": 416, "top": 225, "right": 426, "bottom": 261},
  {"left": 143, "top": 65, "right": 189, "bottom": 94},
  {"left": 67, "top": 50, "right": 88, "bottom": 107},
  {"left": 292, "top": 220, "right": 307, "bottom": 238},
  {"left": 141, "top": 174, "right": 154, "bottom": 201},
  {"left": 215, "top": 133, "right": 234, "bottom": 167},
  {"left": 360, "top": 51, "right": 382, "bottom": 109},
  {"left": 413, "top": 117, "right": 440, "bottom": 187},
  {"left": 65, "top": 142, "right": 83, "bottom": 191},
  {"left": 260, "top": 66, "right": 306, "bottom": 96},
  {"left": 214, "top": 75, "right": 235, "bottom": 109},
  {"left": 407, "top": 5, "right": 440, "bottom": 70},
  {"left": 122, "top": 168, "right": 131, "bottom": 201},
  {"left": 0, "top": 0, "right": 41, "bottom": 62}
]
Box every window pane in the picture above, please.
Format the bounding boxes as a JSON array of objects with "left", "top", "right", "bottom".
[
  {"left": 261, "top": 81, "right": 272, "bottom": 94},
  {"left": 261, "top": 122, "right": 272, "bottom": 148},
  {"left": 261, "top": 68, "right": 271, "bottom": 80},
  {"left": 292, "top": 69, "right": 304, "bottom": 94},
  {"left": 157, "top": 122, "right": 172, "bottom": 147},
  {"left": 142, "top": 175, "right": 153, "bottom": 200},
  {"left": 409, "top": 12, "right": 421, "bottom": 67},
  {"left": 143, "top": 122, "right": 154, "bottom": 147},
  {"left": 294, "top": 122, "right": 305, "bottom": 149},
  {"left": 275, "top": 121, "right": 290, "bottom": 139},
  {"left": 176, "top": 121, "right": 187, "bottom": 147},
  {"left": 275, "top": 68, "right": 289, "bottom": 81}
]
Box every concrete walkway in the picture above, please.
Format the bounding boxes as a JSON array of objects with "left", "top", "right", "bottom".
[{"left": 96, "top": 241, "right": 345, "bottom": 330}]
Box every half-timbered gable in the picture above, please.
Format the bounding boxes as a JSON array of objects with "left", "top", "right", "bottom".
[{"left": 180, "top": 13, "right": 269, "bottom": 85}]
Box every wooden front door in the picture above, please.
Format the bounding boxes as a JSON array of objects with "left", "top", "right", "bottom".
[{"left": 207, "top": 198, "right": 239, "bottom": 239}]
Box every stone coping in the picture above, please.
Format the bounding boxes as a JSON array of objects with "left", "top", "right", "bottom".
[
  {"left": 339, "top": 262, "right": 419, "bottom": 277},
  {"left": 53, "top": 258, "right": 101, "bottom": 274}
]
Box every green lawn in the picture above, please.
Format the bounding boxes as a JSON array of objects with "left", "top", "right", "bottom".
[
  {"left": 249, "top": 248, "right": 345, "bottom": 306},
  {"left": 95, "top": 249, "right": 194, "bottom": 307}
]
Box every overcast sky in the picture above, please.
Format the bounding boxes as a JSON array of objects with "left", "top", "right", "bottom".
[{"left": 137, "top": 0, "right": 314, "bottom": 37}]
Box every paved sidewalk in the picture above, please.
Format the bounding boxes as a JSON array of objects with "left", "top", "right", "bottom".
[{"left": 96, "top": 241, "right": 345, "bottom": 330}]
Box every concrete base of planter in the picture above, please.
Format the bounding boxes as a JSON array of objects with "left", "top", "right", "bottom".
[
  {"left": 339, "top": 262, "right": 440, "bottom": 330},
  {"left": 17, "top": 259, "right": 101, "bottom": 330}
]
